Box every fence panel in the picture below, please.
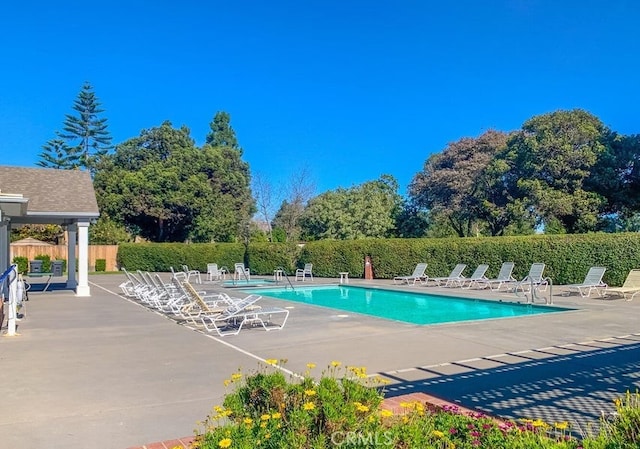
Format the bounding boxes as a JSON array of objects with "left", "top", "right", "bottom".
[{"left": 10, "top": 245, "right": 119, "bottom": 272}]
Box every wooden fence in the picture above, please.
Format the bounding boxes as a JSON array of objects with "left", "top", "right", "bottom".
[{"left": 10, "top": 245, "right": 119, "bottom": 272}]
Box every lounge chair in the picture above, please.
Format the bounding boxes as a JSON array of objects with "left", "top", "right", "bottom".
[
  {"left": 393, "top": 263, "right": 428, "bottom": 285},
  {"left": 474, "top": 262, "right": 516, "bottom": 291},
  {"left": 514, "top": 263, "right": 547, "bottom": 294},
  {"left": 234, "top": 263, "right": 251, "bottom": 281},
  {"left": 604, "top": 269, "right": 640, "bottom": 301},
  {"left": 296, "top": 263, "right": 313, "bottom": 281},
  {"left": 182, "top": 265, "right": 202, "bottom": 284},
  {"left": 197, "top": 291, "right": 289, "bottom": 336},
  {"left": 566, "top": 267, "right": 607, "bottom": 298},
  {"left": 458, "top": 264, "right": 490, "bottom": 289},
  {"left": 425, "top": 264, "right": 466, "bottom": 287}
]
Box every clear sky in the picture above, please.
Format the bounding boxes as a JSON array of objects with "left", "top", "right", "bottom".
[{"left": 1, "top": 1, "right": 639, "bottom": 197}]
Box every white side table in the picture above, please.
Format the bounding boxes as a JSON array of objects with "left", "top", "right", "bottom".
[
  {"left": 273, "top": 269, "right": 283, "bottom": 281},
  {"left": 339, "top": 272, "right": 349, "bottom": 284}
]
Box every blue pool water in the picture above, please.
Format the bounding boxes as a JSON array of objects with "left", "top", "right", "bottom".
[{"left": 247, "top": 285, "right": 571, "bottom": 325}]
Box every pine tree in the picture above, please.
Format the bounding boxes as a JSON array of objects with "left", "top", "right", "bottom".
[
  {"left": 58, "top": 82, "right": 113, "bottom": 171},
  {"left": 37, "top": 134, "right": 78, "bottom": 169},
  {"left": 206, "top": 111, "right": 240, "bottom": 149}
]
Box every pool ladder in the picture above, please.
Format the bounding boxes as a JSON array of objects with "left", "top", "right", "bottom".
[
  {"left": 524, "top": 276, "right": 554, "bottom": 305},
  {"left": 275, "top": 267, "right": 295, "bottom": 291}
]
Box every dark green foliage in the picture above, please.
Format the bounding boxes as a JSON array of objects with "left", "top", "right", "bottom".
[
  {"left": 94, "top": 259, "right": 106, "bottom": 272},
  {"left": 246, "top": 242, "right": 301, "bottom": 275},
  {"left": 117, "top": 243, "right": 245, "bottom": 272},
  {"left": 116, "top": 234, "right": 640, "bottom": 286},
  {"left": 12, "top": 256, "right": 28, "bottom": 274},
  {"left": 34, "top": 254, "right": 51, "bottom": 273}
]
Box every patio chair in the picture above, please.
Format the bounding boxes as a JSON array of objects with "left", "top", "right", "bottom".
[
  {"left": 566, "top": 267, "right": 607, "bottom": 298},
  {"left": 458, "top": 264, "right": 490, "bottom": 289},
  {"left": 604, "top": 269, "right": 640, "bottom": 301},
  {"left": 424, "top": 264, "right": 466, "bottom": 287},
  {"left": 206, "top": 263, "right": 226, "bottom": 281},
  {"left": 393, "top": 263, "right": 428, "bottom": 285},
  {"left": 295, "top": 263, "right": 313, "bottom": 281},
  {"left": 182, "top": 265, "right": 202, "bottom": 284},
  {"left": 474, "top": 262, "right": 517, "bottom": 291},
  {"left": 234, "top": 263, "right": 251, "bottom": 281},
  {"left": 514, "top": 263, "right": 547, "bottom": 294}
]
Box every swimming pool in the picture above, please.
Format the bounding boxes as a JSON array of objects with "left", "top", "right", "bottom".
[{"left": 247, "top": 285, "right": 571, "bottom": 325}]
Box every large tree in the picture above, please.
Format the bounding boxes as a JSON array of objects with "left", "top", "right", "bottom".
[
  {"left": 410, "top": 130, "right": 524, "bottom": 237},
  {"left": 300, "top": 175, "right": 402, "bottom": 240},
  {"left": 502, "top": 109, "right": 607, "bottom": 233},
  {"left": 94, "top": 114, "right": 254, "bottom": 243},
  {"left": 57, "top": 82, "right": 113, "bottom": 171},
  {"left": 271, "top": 167, "right": 316, "bottom": 242}
]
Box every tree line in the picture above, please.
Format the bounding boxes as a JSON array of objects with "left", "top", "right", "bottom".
[{"left": 28, "top": 83, "right": 640, "bottom": 244}]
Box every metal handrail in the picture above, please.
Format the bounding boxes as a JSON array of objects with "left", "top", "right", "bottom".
[
  {"left": 276, "top": 267, "right": 295, "bottom": 291},
  {"left": 526, "top": 276, "right": 553, "bottom": 305}
]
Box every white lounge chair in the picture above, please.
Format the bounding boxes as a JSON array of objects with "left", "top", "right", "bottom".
[
  {"left": 604, "top": 269, "right": 640, "bottom": 301},
  {"left": 198, "top": 293, "right": 289, "bottom": 336},
  {"left": 474, "top": 262, "right": 516, "bottom": 291},
  {"left": 182, "top": 265, "right": 202, "bottom": 284},
  {"left": 234, "top": 263, "right": 251, "bottom": 281},
  {"left": 514, "top": 263, "right": 547, "bottom": 294},
  {"left": 393, "top": 263, "right": 428, "bottom": 285},
  {"left": 458, "top": 264, "right": 490, "bottom": 289},
  {"left": 296, "top": 263, "right": 313, "bottom": 281},
  {"left": 425, "top": 264, "right": 466, "bottom": 287},
  {"left": 566, "top": 267, "right": 607, "bottom": 298}
]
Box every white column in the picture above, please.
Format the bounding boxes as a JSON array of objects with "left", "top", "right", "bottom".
[
  {"left": 76, "top": 221, "right": 90, "bottom": 297},
  {"left": 66, "top": 224, "right": 77, "bottom": 289}
]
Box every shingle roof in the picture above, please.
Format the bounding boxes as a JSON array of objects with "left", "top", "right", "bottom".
[{"left": 0, "top": 166, "right": 99, "bottom": 220}]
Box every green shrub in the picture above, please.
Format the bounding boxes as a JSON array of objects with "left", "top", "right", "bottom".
[
  {"left": 196, "top": 363, "right": 640, "bottom": 449},
  {"left": 94, "top": 259, "right": 106, "bottom": 272},
  {"left": 34, "top": 254, "right": 51, "bottom": 272},
  {"left": 12, "top": 256, "right": 28, "bottom": 274},
  {"left": 115, "top": 233, "right": 640, "bottom": 285}
]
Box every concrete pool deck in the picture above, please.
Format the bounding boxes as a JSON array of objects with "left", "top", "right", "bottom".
[{"left": 2, "top": 274, "right": 639, "bottom": 448}]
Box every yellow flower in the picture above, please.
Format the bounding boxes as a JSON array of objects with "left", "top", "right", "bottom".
[
  {"left": 306, "top": 362, "right": 316, "bottom": 369},
  {"left": 532, "top": 419, "right": 547, "bottom": 428},
  {"left": 231, "top": 373, "right": 242, "bottom": 381},
  {"left": 260, "top": 422, "right": 267, "bottom": 428},
  {"left": 243, "top": 417, "right": 253, "bottom": 425},
  {"left": 271, "top": 412, "right": 282, "bottom": 419},
  {"left": 303, "top": 402, "right": 316, "bottom": 410},
  {"left": 218, "top": 438, "right": 232, "bottom": 448},
  {"left": 432, "top": 430, "right": 445, "bottom": 438},
  {"left": 265, "top": 433, "right": 271, "bottom": 439},
  {"left": 331, "top": 360, "right": 342, "bottom": 367},
  {"left": 223, "top": 379, "right": 231, "bottom": 387},
  {"left": 554, "top": 421, "right": 569, "bottom": 430},
  {"left": 260, "top": 414, "right": 271, "bottom": 421},
  {"left": 265, "top": 359, "right": 278, "bottom": 366},
  {"left": 170, "top": 446, "right": 184, "bottom": 449},
  {"left": 213, "top": 406, "right": 224, "bottom": 413},
  {"left": 379, "top": 409, "right": 393, "bottom": 418},
  {"left": 400, "top": 402, "right": 411, "bottom": 408},
  {"left": 356, "top": 404, "right": 369, "bottom": 413},
  {"left": 304, "top": 389, "right": 317, "bottom": 396}
]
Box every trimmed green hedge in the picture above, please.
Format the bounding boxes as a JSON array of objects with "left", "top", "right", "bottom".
[{"left": 115, "top": 233, "right": 640, "bottom": 286}]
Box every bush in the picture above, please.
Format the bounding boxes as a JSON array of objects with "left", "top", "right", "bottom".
[
  {"left": 94, "top": 259, "right": 106, "bottom": 272},
  {"left": 12, "top": 256, "right": 28, "bottom": 274},
  {"left": 195, "top": 363, "right": 640, "bottom": 449},
  {"left": 34, "top": 254, "right": 51, "bottom": 273}
]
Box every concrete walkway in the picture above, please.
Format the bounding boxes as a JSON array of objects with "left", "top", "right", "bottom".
[{"left": 2, "top": 274, "right": 639, "bottom": 448}]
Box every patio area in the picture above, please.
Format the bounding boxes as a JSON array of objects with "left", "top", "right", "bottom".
[{"left": 2, "top": 274, "right": 639, "bottom": 449}]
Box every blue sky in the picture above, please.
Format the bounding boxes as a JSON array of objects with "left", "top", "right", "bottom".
[{"left": 1, "top": 1, "right": 639, "bottom": 197}]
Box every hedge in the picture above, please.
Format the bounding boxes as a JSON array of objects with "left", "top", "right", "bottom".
[{"left": 115, "top": 233, "right": 640, "bottom": 287}]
